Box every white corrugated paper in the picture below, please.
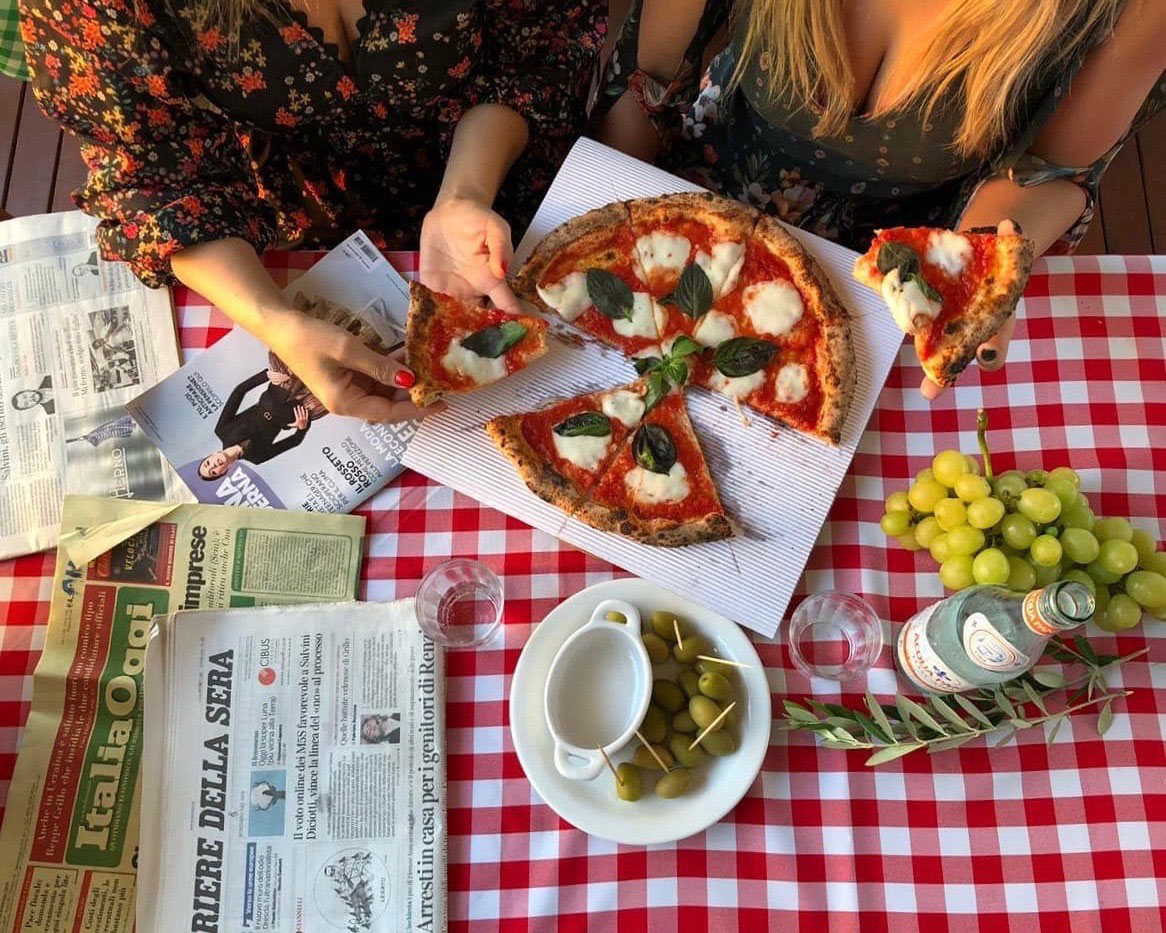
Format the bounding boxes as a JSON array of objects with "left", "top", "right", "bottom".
[{"left": 403, "top": 138, "right": 904, "bottom": 636}]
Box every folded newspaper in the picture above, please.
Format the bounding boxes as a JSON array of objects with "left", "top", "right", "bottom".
[
  {"left": 0, "top": 495, "right": 366, "bottom": 933},
  {"left": 140, "top": 601, "right": 446, "bottom": 933},
  {"left": 129, "top": 232, "right": 418, "bottom": 513},
  {"left": 0, "top": 211, "right": 189, "bottom": 560}
]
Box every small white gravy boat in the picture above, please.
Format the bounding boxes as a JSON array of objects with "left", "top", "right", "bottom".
[{"left": 543, "top": 598, "right": 652, "bottom": 780}]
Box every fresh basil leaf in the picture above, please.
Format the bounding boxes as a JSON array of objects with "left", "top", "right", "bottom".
[
  {"left": 461, "top": 320, "right": 527, "bottom": 359},
  {"left": 909, "top": 272, "right": 943, "bottom": 303},
  {"left": 644, "top": 371, "right": 669, "bottom": 412},
  {"left": 661, "top": 263, "right": 714, "bottom": 320},
  {"left": 877, "top": 241, "right": 920, "bottom": 277},
  {"left": 553, "top": 411, "right": 611, "bottom": 438},
  {"left": 586, "top": 268, "right": 634, "bottom": 322},
  {"left": 663, "top": 357, "right": 689, "bottom": 387},
  {"left": 711, "top": 337, "right": 778, "bottom": 378},
  {"left": 632, "top": 423, "right": 677, "bottom": 474},
  {"left": 634, "top": 356, "right": 662, "bottom": 375},
  {"left": 669, "top": 335, "right": 701, "bottom": 358}
]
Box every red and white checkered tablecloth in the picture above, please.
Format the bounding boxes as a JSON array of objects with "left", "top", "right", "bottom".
[{"left": 2, "top": 251, "right": 1165, "bottom": 931}]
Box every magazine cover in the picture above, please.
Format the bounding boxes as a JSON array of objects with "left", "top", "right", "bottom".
[{"left": 128, "top": 232, "right": 418, "bottom": 512}]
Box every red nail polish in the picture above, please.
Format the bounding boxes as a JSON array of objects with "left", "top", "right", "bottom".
[
  {"left": 394, "top": 369, "right": 415, "bottom": 389},
  {"left": 500, "top": 258, "right": 509, "bottom": 275}
]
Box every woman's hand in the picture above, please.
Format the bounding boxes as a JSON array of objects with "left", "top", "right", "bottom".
[
  {"left": 419, "top": 196, "right": 522, "bottom": 313},
  {"left": 290, "top": 405, "right": 309, "bottom": 431}
]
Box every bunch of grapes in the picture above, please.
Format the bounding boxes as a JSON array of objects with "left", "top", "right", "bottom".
[{"left": 878, "top": 416, "right": 1165, "bottom": 633}]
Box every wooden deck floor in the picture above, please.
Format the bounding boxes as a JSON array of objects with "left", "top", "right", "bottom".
[{"left": 2, "top": 75, "right": 1163, "bottom": 254}]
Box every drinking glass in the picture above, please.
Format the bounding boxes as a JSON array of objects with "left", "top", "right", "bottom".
[
  {"left": 414, "top": 558, "right": 503, "bottom": 648},
  {"left": 787, "top": 591, "right": 883, "bottom": 681}
]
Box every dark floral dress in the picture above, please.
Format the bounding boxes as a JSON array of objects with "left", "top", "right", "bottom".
[
  {"left": 20, "top": 0, "right": 606, "bottom": 286},
  {"left": 600, "top": 1, "right": 1165, "bottom": 254}
]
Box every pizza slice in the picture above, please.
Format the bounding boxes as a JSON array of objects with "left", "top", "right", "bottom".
[
  {"left": 513, "top": 202, "right": 666, "bottom": 358},
  {"left": 484, "top": 380, "right": 650, "bottom": 514},
  {"left": 576, "top": 391, "right": 733, "bottom": 547},
  {"left": 692, "top": 215, "right": 854, "bottom": 444},
  {"left": 406, "top": 281, "right": 548, "bottom": 406},
  {"left": 852, "top": 226, "right": 1033, "bottom": 386}
]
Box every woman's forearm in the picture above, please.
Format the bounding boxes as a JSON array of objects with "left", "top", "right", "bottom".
[
  {"left": 436, "top": 104, "right": 529, "bottom": 207},
  {"left": 959, "top": 177, "right": 1087, "bottom": 258}
]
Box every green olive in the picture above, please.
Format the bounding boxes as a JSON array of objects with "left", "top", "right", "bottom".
[
  {"left": 698, "top": 671, "right": 733, "bottom": 702},
  {"left": 668, "top": 733, "right": 706, "bottom": 768},
  {"left": 650, "top": 610, "right": 682, "bottom": 643},
  {"left": 642, "top": 632, "right": 670, "bottom": 664},
  {"left": 615, "top": 763, "right": 642, "bottom": 801},
  {"left": 673, "top": 635, "right": 710, "bottom": 665},
  {"left": 605, "top": 610, "right": 628, "bottom": 623},
  {"left": 689, "top": 696, "right": 724, "bottom": 732},
  {"left": 671, "top": 710, "right": 697, "bottom": 733},
  {"left": 639, "top": 704, "right": 668, "bottom": 744},
  {"left": 632, "top": 744, "right": 674, "bottom": 771},
  {"left": 655, "top": 768, "right": 693, "bottom": 799},
  {"left": 694, "top": 658, "right": 716, "bottom": 675},
  {"left": 652, "top": 679, "right": 686, "bottom": 713},
  {"left": 677, "top": 669, "right": 702, "bottom": 698},
  {"left": 699, "top": 730, "right": 736, "bottom": 756}
]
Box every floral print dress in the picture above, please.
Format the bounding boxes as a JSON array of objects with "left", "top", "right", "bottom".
[
  {"left": 600, "top": 1, "right": 1165, "bottom": 254},
  {"left": 20, "top": 0, "right": 606, "bottom": 286}
]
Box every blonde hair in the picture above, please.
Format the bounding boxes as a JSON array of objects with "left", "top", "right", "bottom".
[{"left": 733, "top": 0, "right": 1123, "bottom": 157}]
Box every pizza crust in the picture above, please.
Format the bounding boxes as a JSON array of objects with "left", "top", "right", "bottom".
[
  {"left": 629, "top": 191, "right": 758, "bottom": 243},
  {"left": 484, "top": 414, "right": 588, "bottom": 514},
  {"left": 406, "top": 281, "right": 446, "bottom": 407},
  {"left": 572, "top": 497, "right": 735, "bottom": 547}
]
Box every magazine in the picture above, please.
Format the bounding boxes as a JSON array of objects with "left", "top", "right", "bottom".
[
  {"left": 139, "top": 601, "right": 446, "bottom": 933},
  {"left": 0, "top": 211, "right": 188, "bottom": 559},
  {"left": 129, "top": 231, "right": 418, "bottom": 513}
]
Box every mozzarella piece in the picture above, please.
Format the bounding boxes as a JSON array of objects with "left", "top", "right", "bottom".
[
  {"left": 743, "top": 280, "right": 803, "bottom": 336},
  {"left": 637, "top": 232, "right": 690, "bottom": 277},
  {"left": 441, "top": 340, "right": 508, "bottom": 385},
  {"left": 707, "top": 368, "right": 765, "bottom": 400},
  {"left": 926, "top": 230, "right": 972, "bottom": 277},
  {"left": 625, "top": 461, "right": 690, "bottom": 505},
  {"left": 552, "top": 431, "right": 611, "bottom": 471},
  {"left": 536, "top": 271, "right": 590, "bottom": 322},
  {"left": 693, "top": 309, "right": 737, "bottom": 347},
  {"left": 601, "top": 390, "right": 645, "bottom": 428},
  {"left": 694, "top": 241, "right": 746, "bottom": 297},
  {"left": 880, "top": 267, "right": 941, "bottom": 334},
  {"left": 612, "top": 292, "right": 661, "bottom": 339},
  {"left": 774, "top": 363, "right": 810, "bottom": 404}
]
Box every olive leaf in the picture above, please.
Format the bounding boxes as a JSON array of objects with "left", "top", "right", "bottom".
[
  {"left": 908, "top": 272, "right": 943, "bottom": 304},
  {"left": 634, "top": 356, "right": 662, "bottom": 375},
  {"left": 877, "top": 241, "right": 920, "bottom": 277},
  {"left": 711, "top": 337, "right": 778, "bottom": 378},
  {"left": 644, "top": 371, "right": 669, "bottom": 412},
  {"left": 661, "top": 263, "right": 714, "bottom": 320},
  {"left": 586, "top": 267, "right": 634, "bottom": 322},
  {"left": 461, "top": 320, "right": 527, "bottom": 358},
  {"left": 553, "top": 411, "right": 611, "bottom": 438},
  {"left": 1097, "top": 699, "right": 1114, "bottom": 735},
  {"left": 632, "top": 423, "right": 677, "bottom": 474},
  {"left": 669, "top": 335, "right": 702, "bottom": 358},
  {"left": 864, "top": 744, "right": 922, "bottom": 766}
]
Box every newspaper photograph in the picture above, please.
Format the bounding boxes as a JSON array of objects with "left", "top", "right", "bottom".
[
  {"left": 129, "top": 232, "right": 420, "bottom": 514},
  {"left": 0, "top": 211, "right": 189, "bottom": 560},
  {"left": 0, "top": 495, "right": 366, "bottom": 933},
  {"left": 140, "top": 600, "right": 446, "bottom": 933}
]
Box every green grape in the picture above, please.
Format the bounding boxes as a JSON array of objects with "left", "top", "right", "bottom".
[
  {"left": 932, "top": 450, "right": 969, "bottom": 488},
  {"left": 934, "top": 498, "right": 968, "bottom": 532},
  {"left": 1094, "top": 517, "right": 1133, "bottom": 543},
  {"left": 946, "top": 525, "right": 986, "bottom": 557},
  {"left": 1124, "top": 570, "right": 1166, "bottom": 610},
  {"left": 1085, "top": 560, "right": 1123, "bottom": 586},
  {"left": 1093, "top": 583, "right": 1111, "bottom": 615},
  {"left": 1061, "top": 569, "right": 1096, "bottom": 594},
  {"left": 1029, "top": 535, "right": 1063, "bottom": 567},
  {"left": 1042, "top": 525, "right": 1061, "bottom": 538},
  {"left": 964, "top": 455, "right": 981, "bottom": 476},
  {"left": 954, "top": 474, "right": 992, "bottom": 502},
  {"left": 930, "top": 533, "right": 954, "bottom": 564},
  {"left": 897, "top": 530, "right": 923, "bottom": 551},
  {"left": 880, "top": 511, "right": 911, "bottom": 536},
  {"left": 1032, "top": 560, "right": 1062, "bottom": 587},
  {"left": 972, "top": 548, "right": 1010, "bottom": 585},
  {"left": 885, "top": 491, "right": 911, "bottom": 513},
  {"left": 1025, "top": 469, "right": 1050, "bottom": 487},
  {"left": 1130, "top": 528, "right": 1158, "bottom": 564},
  {"left": 1049, "top": 466, "right": 1080, "bottom": 489},
  {"left": 1141, "top": 552, "right": 1166, "bottom": 575},
  {"left": 940, "top": 555, "right": 976, "bottom": 590},
  {"left": 914, "top": 516, "right": 944, "bottom": 549},
  {"left": 1061, "top": 504, "right": 1095, "bottom": 531},
  {"left": 1099, "top": 539, "right": 1139, "bottom": 576},
  {"left": 908, "top": 480, "right": 948, "bottom": 514},
  {"left": 1075, "top": 493, "right": 1092, "bottom": 511},
  {"left": 1060, "top": 527, "right": 1100, "bottom": 565},
  {"left": 1005, "top": 555, "right": 1037, "bottom": 591},
  {"left": 1017, "top": 488, "right": 1062, "bottom": 524},
  {"left": 1045, "top": 478, "right": 1078, "bottom": 511},
  {"left": 1000, "top": 513, "right": 1038, "bottom": 550},
  {"left": 915, "top": 467, "right": 935, "bottom": 484},
  {"left": 992, "top": 472, "right": 1028, "bottom": 506},
  {"left": 967, "top": 497, "right": 1005, "bottom": 530},
  {"left": 1096, "top": 593, "right": 1142, "bottom": 633}
]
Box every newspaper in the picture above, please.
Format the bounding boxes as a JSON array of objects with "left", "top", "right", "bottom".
[
  {"left": 0, "top": 211, "right": 188, "bottom": 559},
  {"left": 139, "top": 600, "right": 446, "bottom": 933},
  {"left": 129, "top": 232, "right": 418, "bottom": 513},
  {"left": 0, "top": 495, "right": 367, "bottom": 933}
]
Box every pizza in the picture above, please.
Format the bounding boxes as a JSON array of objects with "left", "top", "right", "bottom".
[
  {"left": 852, "top": 226, "right": 1033, "bottom": 386},
  {"left": 406, "top": 281, "right": 548, "bottom": 406}
]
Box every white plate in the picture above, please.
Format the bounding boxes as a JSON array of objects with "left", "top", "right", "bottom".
[{"left": 509, "top": 579, "right": 771, "bottom": 845}]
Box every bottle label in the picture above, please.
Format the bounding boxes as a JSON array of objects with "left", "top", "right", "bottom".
[
  {"left": 896, "top": 603, "right": 977, "bottom": 694},
  {"left": 1022, "top": 589, "right": 1058, "bottom": 636},
  {"left": 962, "top": 612, "right": 1031, "bottom": 674}
]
